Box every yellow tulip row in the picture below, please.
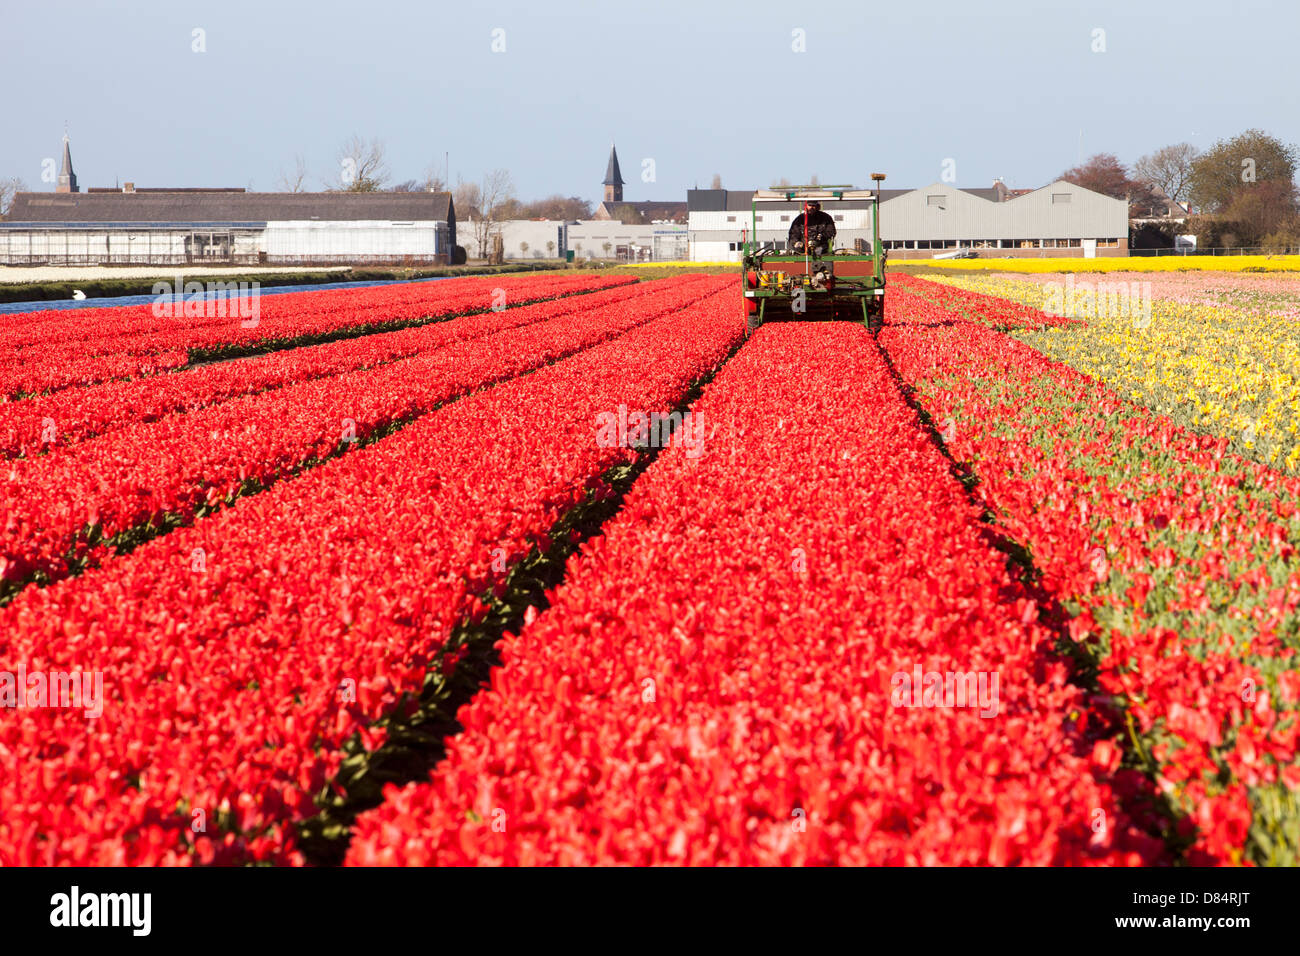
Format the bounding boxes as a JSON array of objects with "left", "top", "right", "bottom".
[
  {"left": 902, "top": 255, "right": 1300, "bottom": 273},
  {"left": 928, "top": 273, "right": 1300, "bottom": 471}
]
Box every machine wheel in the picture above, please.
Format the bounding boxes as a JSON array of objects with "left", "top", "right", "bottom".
[
  {"left": 865, "top": 298, "right": 884, "bottom": 333},
  {"left": 744, "top": 272, "right": 761, "bottom": 332}
]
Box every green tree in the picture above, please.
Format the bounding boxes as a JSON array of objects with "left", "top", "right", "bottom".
[{"left": 1188, "top": 129, "right": 1299, "bottom": 213}]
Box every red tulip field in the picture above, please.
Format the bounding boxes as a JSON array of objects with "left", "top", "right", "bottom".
[{"left": 3, "top": 270, "right": 1298, "bottom": 867}]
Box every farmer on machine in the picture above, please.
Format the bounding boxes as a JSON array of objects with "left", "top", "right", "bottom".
[{"left": 788, "top": 201, "right": 836, "bottom": 255}]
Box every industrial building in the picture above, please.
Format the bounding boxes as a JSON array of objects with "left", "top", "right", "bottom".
[
  {"left": 687, "top": 181, "right": 1130, "bottom": 260},
  {"left": 3, "top": 136, "right": 1127, "bottom": 266},
  {"left": 686, "top": 188, "right": 887, "bottom": 261},
  {"left": 1, "top": 136, "right": 457, "bottom": 266},
  {"left": 1, "top": 189, "right": 456, "bottom": 266},
  {"left": 453, "top": 216, "right": 688, "bottom": 263}
]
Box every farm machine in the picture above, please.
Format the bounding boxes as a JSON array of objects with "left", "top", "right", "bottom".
[{"left": 741, "top": 174, "right": 888, "bottom": 334}]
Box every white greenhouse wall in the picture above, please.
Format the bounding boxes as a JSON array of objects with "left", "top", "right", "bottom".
[{"left": 263, "top": 220, "right": 447, "bottom": 260}]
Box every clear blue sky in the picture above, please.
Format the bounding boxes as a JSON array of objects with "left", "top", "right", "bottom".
[{"left": 7, "top": 0, "right": 1297, "bottom": 201}]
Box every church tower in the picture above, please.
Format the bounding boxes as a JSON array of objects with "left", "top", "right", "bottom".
[
  {"left": 57, "top": 133, "right": 78, "bottom": 193},
  {"left": 602, "top": 143, "right": 624, "bottom": 203}
]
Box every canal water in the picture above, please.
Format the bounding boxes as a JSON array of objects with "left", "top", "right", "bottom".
[{"left": 0, "top": 275, "right": 452, "bottom": 316}]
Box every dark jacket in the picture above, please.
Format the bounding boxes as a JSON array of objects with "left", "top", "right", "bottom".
[{"left": 788, "top": 209, "right": 836, "bottom": 246}]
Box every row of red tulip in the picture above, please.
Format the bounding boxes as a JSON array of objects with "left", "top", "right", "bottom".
[
  {"left": 879, "top": 282, "right": 1300, "bottom": 865},
  {"left": 0, "top": 273, "right": 635, "bottom": 398},
  {"left": 0, "top": 279, "right": 687, "bottom": 459},
  {"left": 343, "top": 320, "right": 1165, "bottom": 866},
  {"left": 0, "top": 281, "right": 742, "bottom": 864},
  {"left": 0, "top": 276, "right": 731, "bottom": 602},
  {"left": 889, "top": 272, "right": 1077, "bottom": 329},
  {"left": 0, "top": 271, "right": 629, "bottom": 352}
]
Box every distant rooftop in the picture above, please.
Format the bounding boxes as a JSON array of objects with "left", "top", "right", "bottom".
[{"left": 6, "top": 190, "right": 454, "bottom": 223}]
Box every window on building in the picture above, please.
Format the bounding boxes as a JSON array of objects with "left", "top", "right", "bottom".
[
  {"left": 1099, "top": 238, "right": 1119, "bottom": 247},
  {"left": 726, "top": 215, "right": 736, "bottom": 222},
  {"left": 833, "top": 215, "right": 844, "bottom": 221},
  {"left": 780, "top": 215, "right": 790, "bottom": 222},
  {"left": 1052, "top": 193, "right": 1072, "bottom": 204},
  {"left": 927, "top": 195, "right": 945, "bottom": 207}
]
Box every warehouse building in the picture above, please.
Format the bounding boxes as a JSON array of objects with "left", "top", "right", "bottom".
[
  {"left": 1, "top": 188, "right": 456, "bottom": 266},
  {"left": 686, "top": 188, "right": 901, "bottom": 261},
  {"left": 687, "top": 180, "right": 1129, "bottom": 260},
  {"left": 453, "top": 217, "right": 688, "bottom": 263},
  {"left": 1, "top": 141, "right": 457, "bottom": 266}
]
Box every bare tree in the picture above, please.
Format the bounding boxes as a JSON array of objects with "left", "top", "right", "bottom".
[
  {"left": 809, "top": 174, "right": 820, "bottom": 186},
  {"left": 331, "top": 134, "right": 389, "bottom": 192},
  {"left": 517, "top": 194, "right": 592, "bottom": 220},
  {"left": 275, "top": 154, "right": 308, "bottom": 193},
  {"left": 710, "top": 173, "right": 723, "bottom": 189},
  {"left": 610, "top": 204, "right": 645, "bottom": 225},
  {"left": 1059, "top": 153, "right": 1131, "bottom": 199},
  {"left": 0, "top": 176, "right": 28, "bottom": 218},
  {"left": 773, "top": 177, "right": 792, "bottom": 188},
  {"left": 389, "top": 180, "right": 421, "bottom": 192},
  {"left": 454, "top": 178, "right": 482, "bottom": 219},
  {"left": 1132, "top": 143, "right": 1198, "bottom": 205},
  {"left": 462, "top": 169, "right": 515, "bottom": 260}
]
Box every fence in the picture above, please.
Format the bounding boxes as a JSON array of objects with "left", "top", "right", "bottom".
[{"left": 1129, "top": 246, "right": 1300, "bottom": 257}]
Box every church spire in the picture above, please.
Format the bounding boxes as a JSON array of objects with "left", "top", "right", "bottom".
[
  {"left": 57, "top": 132, "right": 78, "bottom": 193},
  {"left": 602, "top": 142, "right": 624, "bottom": 203}
]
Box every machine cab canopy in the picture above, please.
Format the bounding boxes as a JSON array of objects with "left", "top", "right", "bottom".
[{"left": 752, "top": 187, "right": 879, "bottom": 203}]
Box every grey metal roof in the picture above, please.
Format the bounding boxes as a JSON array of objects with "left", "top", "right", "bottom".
[
  {"left": 689, "top": 188, "right": 908, "bottom": 212},
  {"left": 685, "top": 189, "right": 726, "bottom": 212},
  {"left": 0, "top": 221, "right": 267, "bottom": 230},
  {"left": 5, "top": 191, "right": 454, "bottom": 223},
  {"left": 877, "top": 180, "right": 1129, "bottom": 241}
]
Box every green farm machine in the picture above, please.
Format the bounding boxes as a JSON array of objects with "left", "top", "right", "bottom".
[{"left": 741, "top": 174, "right": 888, "bottom": 334}]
